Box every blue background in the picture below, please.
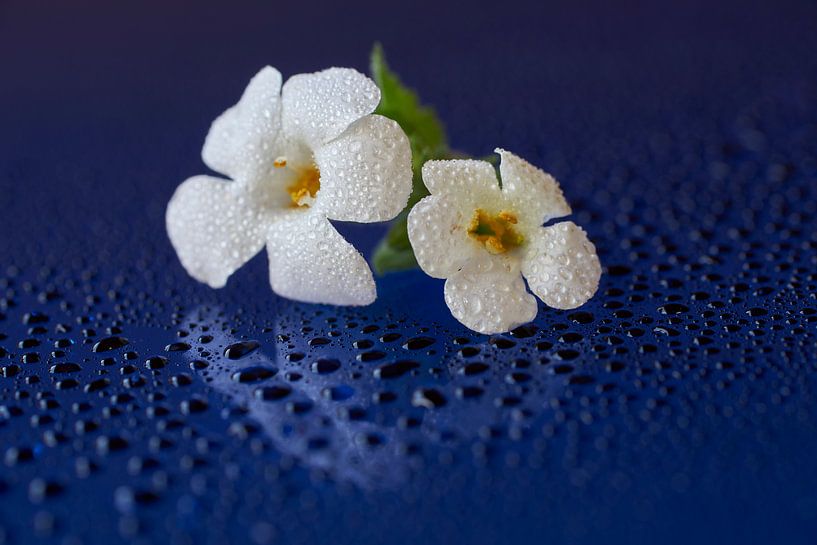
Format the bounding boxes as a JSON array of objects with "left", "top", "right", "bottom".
[{"left": 1, "top": 0, "right": 817, "bottom": 543}]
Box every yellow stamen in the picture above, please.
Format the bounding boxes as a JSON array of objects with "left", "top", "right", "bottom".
[
  {"left": 273, "top": 156, "right": 287, "bottom": 168},
  {"left": 467, "top": 209, "right": 524, "bottom": 254},
  {"left": 286, "top": 165, "right": 321, "bottom": 207}
]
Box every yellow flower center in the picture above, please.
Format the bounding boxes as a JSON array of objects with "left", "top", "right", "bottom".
[
  {"left": 467, "top": 209, "right": 524, "bottom": 254},
  {"left": 284, "top": 164, "right": 320, "bottom": 208}
]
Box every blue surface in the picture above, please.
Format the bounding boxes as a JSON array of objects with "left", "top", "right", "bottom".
[{"left": 1, "top": 1, "right": 817, "bottom": 544}]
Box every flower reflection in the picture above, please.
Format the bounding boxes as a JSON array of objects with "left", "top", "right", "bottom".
[{"left": 179, "top": 306, "right": 571, "bottom": 490}]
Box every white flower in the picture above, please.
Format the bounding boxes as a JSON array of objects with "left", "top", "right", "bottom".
[
  {"left": 166, "top": 66, "right": 412, "bottom": 306},
  {"left": 407, "top": 149, "right": 601, "bottom": 334}
]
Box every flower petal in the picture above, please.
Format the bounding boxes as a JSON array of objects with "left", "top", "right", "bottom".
[
  {"left": 496, "top": 148, "right": 571, "bottom": 225},
  {"left": 444, "top": 256, "right": 538, "bottom": 334},
  {"left": 314, "top": 114, "right": 412, "bottom": 222},
  {"left": 166, "top": 175, "right": 275, "bottom": 288},
  {"left": 202, "top": 66, "right": 283, "bottom": 182},
  {"left": 407, "top": 194, "right": 479, "bottom": 279},
  {"left": 421, "top": 159, "right": 500, "bottom": 200},
  {"left": 281, "top": 68, "right": 380, "bottom": 148},
  {"left": 266, "top": 212, "right": 376, "bottom": 306},
  {"left": 521, "top": 221, "right": 601, "bottom": 310}
]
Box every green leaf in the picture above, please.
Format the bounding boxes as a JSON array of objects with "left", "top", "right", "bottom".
[
  {"left": 369, "top": 44, "right": 470, "bottom": 275},
  {"left": 372, "top": 199, "right": 420, "bottom": 274},
  {"left": 370, "top": 43, "right": 447, "bottom": 169}
]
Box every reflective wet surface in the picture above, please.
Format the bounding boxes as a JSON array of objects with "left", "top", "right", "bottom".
[{"left": 1, "top": 1, "right": 817, "bottom": 543}]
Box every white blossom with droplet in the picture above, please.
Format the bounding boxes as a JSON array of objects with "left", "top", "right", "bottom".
[
  {"left": 166, "top": 66, "right": 412, "bottom": 305},
  {"left": 408, "top": 148, "right": 601, "bottom": 334}
]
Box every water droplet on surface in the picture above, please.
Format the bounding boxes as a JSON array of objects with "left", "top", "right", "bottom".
[
  {"left": 224, "top": 341, "right": 260, "bottom": 359},
  {"left": 92, "top": 336, "right": 129, "bottom": 352}
]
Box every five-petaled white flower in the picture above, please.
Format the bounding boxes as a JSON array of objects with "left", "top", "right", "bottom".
[
  {"left": 408, "top": 149, "right": 601, "bottom": 334},
  {"left": 166, "top": 66, "right": 412, "bottom": 306}
]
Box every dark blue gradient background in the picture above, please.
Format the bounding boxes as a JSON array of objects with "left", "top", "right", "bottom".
[{"left": 1, "top": 1, "right": 817, "bottom": 544}]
